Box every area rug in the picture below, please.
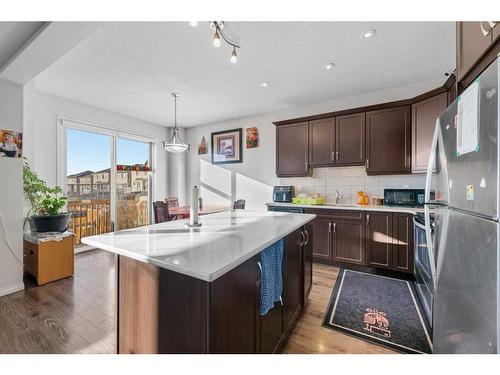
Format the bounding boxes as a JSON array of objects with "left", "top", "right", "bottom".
[{"left": 322, "top": 269, "right": 432, "bottom": 354}]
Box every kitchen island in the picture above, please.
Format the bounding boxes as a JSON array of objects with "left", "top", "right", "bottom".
[{"left": 82, "top": 210, "right": 315, "bottom": 354}]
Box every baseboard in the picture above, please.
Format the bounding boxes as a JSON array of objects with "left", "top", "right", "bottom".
[{"left": 0, "top": 282, "right": 25, "bottom": 298}]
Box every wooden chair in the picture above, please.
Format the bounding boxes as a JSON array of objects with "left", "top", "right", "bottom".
[
  {"left": 165, "top": 197, "right": 179, "bottom": 220},
  {"left": 233, "top": 199, "right": 246, "bottom": 210},
  {"left": 153, "top": 201, "right": 169, "bottom": 223}
]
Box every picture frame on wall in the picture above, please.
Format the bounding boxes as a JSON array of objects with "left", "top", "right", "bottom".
[{"left": 211, "top": 128, "right": 243, "bottom": 164}]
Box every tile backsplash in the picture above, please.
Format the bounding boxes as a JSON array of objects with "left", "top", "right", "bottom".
[{"left": 279, "top": 166, "right": 426, "bottom": 204}]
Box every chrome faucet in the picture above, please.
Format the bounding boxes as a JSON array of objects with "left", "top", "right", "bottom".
[{"left": 335, "top": 190, "right": 344, "bottom": 204}]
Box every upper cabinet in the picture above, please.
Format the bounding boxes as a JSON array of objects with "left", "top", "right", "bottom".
[
  {"left": 366, "top": 106, "right": 411, "bottom": 175},
  {"left": 335, "top": 113, "right": 365, "bottom": 166},
  {"left": 276, "top": 122, "right": 309, "bottom": 177},
  {"left": 457, "top": 21, "right": 500, "bottom": 89},
  {"left": 309, "top": 118, "right": 335, "bottom": 166},
  {"left": 411, "top": 92, "right": 448, "bottom": 173},
  {"left": 308, "top": 113, "right": 365, "bottom": 167}
]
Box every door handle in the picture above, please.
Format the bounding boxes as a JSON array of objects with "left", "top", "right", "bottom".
[
  {"left": 366, "top": 214, "right": 370, "bottom": 225},
  {"left": 328, "top": 222, "right": 332, "bottom": 233},
  {"left": 257, "top": 261, "right": 263, "bottom": 285},
  {"left": 366, "top": 159, "right": 370, "bottom": 169},
  {"left": 304, "top": 229, "right": 309, "bottom": 245},
  {"left": 330, "top": 152, "right": 335, "bottom": 161},
  {"left": 333, "top": 222, "right": 336, "bottom": 233},
  {"left": 300, "top": 230, "right": 305, "bottom": 246},
  {"left": 336, "top": 151, "right": 339, "bottom": 160}
]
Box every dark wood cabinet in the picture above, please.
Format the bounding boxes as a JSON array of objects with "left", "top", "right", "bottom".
[
  {"left": 259, "top": 300, "right": 285, "bottom": 353},
  {"left": 309, "top": 117, "right": 335, "bottom": 166},
  {"left": 276, "top": 122, "right": 309, "bottom": 177},
  {"left": 457, "top": 22, "right": 494, "bottom": 83},
  {"left": 411, "top": 92, "right": 448, "bottom": 173},
  {"left": 332, "top": 219, "right": 366, "bottom": 265},
  {"left": 310, "top": 216, "right": 333, "bottom": 261},
  {"left": 303, "top": 222, "right": 313, "bottom": 302},
  {"left": 392, "top": 213, "right": 414, "bottom": 274},
  {"left": 366, "top": 211, "right": 393, "bottom": 270},
  {"left": 335, "top": 112, "right": 365, "bottom": 165},
  {"left": 365, "top": 211, "right": 414, "bottom": 274},
  {"left": 366, "top": 106, "right": 411, "bottom": 175},
  {"left": 283, "top": 229, "right": 303, "bottom": 333}
]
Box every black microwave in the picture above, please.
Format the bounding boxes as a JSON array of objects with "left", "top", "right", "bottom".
[{"left": 384, "top": 189, "right": 426, "bottom": 207}]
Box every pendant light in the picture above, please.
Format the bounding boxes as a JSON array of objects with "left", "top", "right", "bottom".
[{"left": 163, "top": 93, "right": 189, "bottom": 153}]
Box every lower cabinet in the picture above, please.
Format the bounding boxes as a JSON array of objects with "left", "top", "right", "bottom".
[
  {"left": 259, "top": 225, "right": 313, "bottom": 353},
  {"left": 307, "top": 208, "right": 414, "bottom": 275},
  {"left": 332, "top": 219, "right": 366, "bottom": 265},
  {"left": 365, "top": 211, "right": 414, "bottom": 273},
  {"left": 366, "top": 211, "right": 393, "bottom": 269}
]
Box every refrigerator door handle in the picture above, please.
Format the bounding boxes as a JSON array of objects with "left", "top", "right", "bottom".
[{"left": 424, "top": 204, "right": 438, "bottom": 287}]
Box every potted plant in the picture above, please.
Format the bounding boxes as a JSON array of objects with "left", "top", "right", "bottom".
[{"left": 23, "top": 158, "right": 71, "bottom": 232}]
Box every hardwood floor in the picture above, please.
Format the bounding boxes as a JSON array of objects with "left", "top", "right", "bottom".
[
  {"left": 0, "top": 250, "right": 395, "bottom": 354},
  {"left": 284, "top": 263, "right": 396, "bottom": 354},
  {"left": 0, "top": 250, "right": 116, "bottom": 354}
]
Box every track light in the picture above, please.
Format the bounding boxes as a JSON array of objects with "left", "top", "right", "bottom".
[
  {"left": 213, "top": 30, "right": 221, "bottom": 48},
  {"left": 209, "top": 21, "right": 240, "bottom": 63},
  {"left": 230, "top": 47, "right": 237, "bottom": 64}
]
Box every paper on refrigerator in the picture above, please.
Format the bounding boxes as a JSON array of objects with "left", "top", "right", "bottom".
[{"left": 456, "top": 79, "right": 480, "bottom": 156}]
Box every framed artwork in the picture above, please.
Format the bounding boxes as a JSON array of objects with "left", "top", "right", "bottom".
[
  {"left": 0, "top": 129, "right": 22, "bottom": 158},
  {"left": 246, "top": 127, "right": 259, "bottom": 148},
  {"left": 198, "top": 136, "right": 207, "bottom": 155},
  {"left": 211, "top": 128, "right": 242, "bottom": 164}
]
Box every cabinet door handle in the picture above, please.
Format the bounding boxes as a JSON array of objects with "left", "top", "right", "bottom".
[
  {"left": 366, "top": 214, "right": 370, "bottom": 225},
  {"left": 480, "top": 21, "right": 491, "bottom": 36},
  {"left": 330, "top": 151, "right": 335, "bottom": 161},
  {"left": 333, "top": 222, "right": 337, "bottom": 233},
  {"left": 366, "top": 159, "right": 370, "bottom": 169},
  {"left": 304, "top": 229, "right": 309, "bottom": 245},
  {"left": 257, "top": 261, "right": 263, "bottom": 284},
  {"left": 336, "top": 151, "right": 339, "bottom": 160},
  {"left": 300, "top": 230, "right": 305, "bottom": 246},
  {"left": 328, "top": 222, "right": 332, "bottom": 233}
]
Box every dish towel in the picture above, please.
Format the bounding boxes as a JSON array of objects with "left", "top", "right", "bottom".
[{"left": 259, "top": 239, "right": 284, "bottom": 316}]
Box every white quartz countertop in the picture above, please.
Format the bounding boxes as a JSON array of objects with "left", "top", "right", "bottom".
[
  {"left": 266, "top": 202, "right": 423, "bottom": 214},
  {"left": 81, "top": 210, "right": 315, "bottom": 282}
]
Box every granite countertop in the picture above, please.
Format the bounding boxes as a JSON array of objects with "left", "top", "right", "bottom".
[
  {"left": 266, "top": 202, "right": 423, "bottom": 214},
  {"left": 24, "top": 230, "right": 75, "bottom": 244},
  {"left": 82, "top": 210, "right": 315, "bottom": 282}
]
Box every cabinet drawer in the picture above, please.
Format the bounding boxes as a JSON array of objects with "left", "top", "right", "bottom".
[{"left": 305, "top": 208, "right": 364, "bottom": 221}]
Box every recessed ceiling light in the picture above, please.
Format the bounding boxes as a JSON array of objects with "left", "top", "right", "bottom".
[
  {"left": 261, "top": 82, "right": 268, "bottom": 87},
  {"left": 362, "top": 29, "right": 376, "bottom": 39},
  {"left": 325, "top": 63, "right": 335, "bottom": 70},
  {"left": 189, "top": 21, "right": 198, "bottom": 27}
]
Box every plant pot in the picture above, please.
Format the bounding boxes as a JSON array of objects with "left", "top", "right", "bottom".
[{"left": 31, "top": 213, "right": 71, "bottom": 233}]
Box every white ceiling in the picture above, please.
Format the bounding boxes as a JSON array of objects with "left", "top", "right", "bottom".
[
  {"left": 33, "top": 22, "right": 455, "bottom": 127},
  {"left": 0, "top": 22, "right": 45, "bottom": 69}
]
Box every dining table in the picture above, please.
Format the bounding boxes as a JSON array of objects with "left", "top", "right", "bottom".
[{"left": 169, "top": 204, "right": 231, "bottom": 219}]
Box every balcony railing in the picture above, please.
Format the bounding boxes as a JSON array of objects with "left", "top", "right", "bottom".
[
  {"left": 67, "top": 199, "right": 112, "bottom": 245},
  {"left": 67, "top": 198, "right": 149, "bottom": 245}
]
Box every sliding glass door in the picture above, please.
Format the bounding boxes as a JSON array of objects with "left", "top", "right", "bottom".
[
  {"left": 61, "top": 120, "right": 153, "bottom": 245},
  {"left": 115, "top": 137, "right": 151, "bottom": 231}
]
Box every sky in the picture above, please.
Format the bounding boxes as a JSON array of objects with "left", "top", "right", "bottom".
[{"left": 67, "top": 128, "right": 149, "bottom": 175}]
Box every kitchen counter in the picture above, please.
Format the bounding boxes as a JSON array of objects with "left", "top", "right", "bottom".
[
  {"left": 266, "top": 202, "right": 423, "bottom": 214},
  {"left": 82, "top": 209, "right": 315, "bottom": 282}
]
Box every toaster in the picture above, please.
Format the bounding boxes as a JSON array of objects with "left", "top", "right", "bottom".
[{"left": 273, "top": 186, "right": 295, "bottom": 203}]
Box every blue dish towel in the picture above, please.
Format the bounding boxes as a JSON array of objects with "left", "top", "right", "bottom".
[{"left": 259, "top": 239, "right": 284, "bottom": 316}]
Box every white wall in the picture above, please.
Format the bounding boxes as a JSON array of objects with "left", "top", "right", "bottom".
[
  {"left": 0, "top": 79, "right": 24, "bottom": 296},
  {"left": 23, "top": 83, "right": 170, "bottom": 200},
  {"left": 185, "top": 78, "right": 444, "bottom": 209}
]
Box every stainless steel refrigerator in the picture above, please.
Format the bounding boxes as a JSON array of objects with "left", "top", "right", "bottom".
[{"left": 425, "top": 57, "right": 499, "bottom": 353}]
